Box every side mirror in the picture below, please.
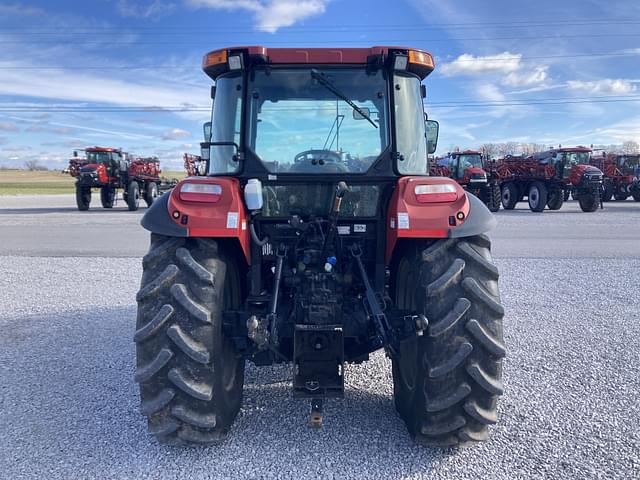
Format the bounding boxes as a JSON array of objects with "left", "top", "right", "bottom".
[
  {"left": 203, "top": 122, "right": 212, "bottom": 142},
  {"left": 200, "top": 141, "right": 240, "bottom": 174},
  {"left": 353, "top": 108, "right": 371, "bottom": 120},
  {"left": 425, "top": 119, "right": 439, "bottom": 154}
]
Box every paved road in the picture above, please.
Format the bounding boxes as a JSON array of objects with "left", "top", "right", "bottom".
[
  {"left": 1, "top": 193, "right": 640, "bottom": 258},
  {"left": 1, "top": 194, "right": 639, "bottom": 479}
]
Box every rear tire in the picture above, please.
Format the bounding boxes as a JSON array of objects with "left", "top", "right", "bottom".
[
  {"left": 501, "top": 182, "right": 518, "bottom": 210},
  {"left": 392, "top": 236, "right": 504, "bottom": 447},
  {"left": 486, "top": 183, "right": 501, "bottom": 212},
  {"left": 144, "top": 182, "right": 159, "bottom": 208},
  {"left": 632, "top": 190, "right": 640, "bottom": 202},
  {"left": 601, "top": 183, "right": 613, "bottom": 202},
  {"left": 127, "top": 182, "right": 140, "bottom": 211},
  {"left": 546, "top": 189, "right": 563, "bottom": 210},
  {"left": 100, "top": 187, "right": 115, "bottom": 208},
  {"left": 614, "top": 184, "right": 628, "bottom": 201},
  {"left": 135, "top": 235, "right": 245, "bottom": 445},
  {"left": 75, "top": 185, "right": 91, "bottom": 211},
  {"left": 528, "top": 182, "right": 547, "bottom": 212}
]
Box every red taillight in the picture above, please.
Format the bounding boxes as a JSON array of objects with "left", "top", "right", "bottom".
[
  {"left": 415, "top": 184, "right": 458, "bottom": 203},
  {"left": 179, "top": 183, "right": 222, "bottom": 203}
]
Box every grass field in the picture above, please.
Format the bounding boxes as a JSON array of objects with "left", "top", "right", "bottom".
[{"left": 0, "top": 169, "right": 186, "bottom": 195}]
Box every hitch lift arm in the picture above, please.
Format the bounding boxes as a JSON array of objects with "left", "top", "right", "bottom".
[{"left": 350, "top": 243, "right": 397, "bottom": 356}]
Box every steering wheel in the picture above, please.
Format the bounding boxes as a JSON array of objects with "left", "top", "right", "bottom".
[{"left": 291, "top": 149, "right": 348, "bottom": 173}]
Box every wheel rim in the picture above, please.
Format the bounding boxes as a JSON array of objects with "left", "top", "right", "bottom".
[
  {"left": 530, "top": 187, "right": 539, "bottom": 207},
  {"left": 502, "top": 189, "right": 510, "bottom": 204}
]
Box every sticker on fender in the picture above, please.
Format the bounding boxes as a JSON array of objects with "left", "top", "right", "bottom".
[
  {"left": 227, "top": 212, "right": 239, "bottom": 229},
  {"left": 397, "top": 213, "right": 410, "bottom": 229}
]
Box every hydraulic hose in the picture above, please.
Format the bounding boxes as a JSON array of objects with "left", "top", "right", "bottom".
[{"left": 250, "top": 221, "right": 269, "bottom": 246}]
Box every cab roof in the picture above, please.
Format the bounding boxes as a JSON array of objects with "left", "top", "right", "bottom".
[
  {"left": 202, "top": 46, "right": 435, "bottom": 80},
  {"left": 85, "top": 147, "right": 122, "bottom": 153}
]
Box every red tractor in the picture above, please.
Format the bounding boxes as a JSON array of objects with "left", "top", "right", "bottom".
[
  {"left": 431, "top": 150, "right": 501, "bottom": 212},
  {"left": 69, "top": 147, "right": 163, "bottom": 211},
  {"left": 496, "top": 146, "right": 603, "bottom": 212},
  {"left": 135, "top": 46, "right": 504, "bottom": 447},
  {"left": 591, "top": 152, "right": 640, "bottom": 202}
]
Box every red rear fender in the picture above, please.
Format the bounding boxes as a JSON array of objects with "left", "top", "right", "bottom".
[
  {"left": 386, "top": 176, "right": 472, "bottom": 262},
  {"left": 167, "top": 177, "right": 251, "bottom": 262}
]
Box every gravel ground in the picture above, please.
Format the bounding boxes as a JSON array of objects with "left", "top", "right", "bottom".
[{"left": 1, "top": 255, "right": 638, "bottom": 479}]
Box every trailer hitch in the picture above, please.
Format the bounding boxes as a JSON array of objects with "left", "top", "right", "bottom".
[
  {"left": 309, "top": 398, "right": 323, "bottom": 428},
  {"left": 350, "top": 243, "right": 397, "bottom": 356}
]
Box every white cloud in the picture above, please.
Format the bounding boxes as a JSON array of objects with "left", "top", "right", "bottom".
[
  {"left": 162, "top": 128, "right": 191, "bottom": 140},
  {"left": 503, "top": 66, "right": 549, "bottom": 88},
  {"left": 116, "top": 0, "right": 177, "bottom": 18},
  {"left": 567, "top": 79, "right": 637, "bottom": 95},
  {"left": 440, "top": 52, "right": 550, "bottom": 90},
  {"left": 0, "top": 65, "right": 204, "bottom": 109},
  {"left": 440, "top": 52, "right": 522, "bottom": 76},
  {"left": 477, "top": 84, "right": 505, "bottom": 103},
  {"left": 186, "top": 0, "right": 328, "bottom": 33}
]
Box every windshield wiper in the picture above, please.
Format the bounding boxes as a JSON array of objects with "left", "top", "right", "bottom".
[{"left": 310, "top": 69, "right": 377, "bottom": 129}]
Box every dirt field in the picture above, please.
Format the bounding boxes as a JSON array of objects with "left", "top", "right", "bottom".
[{"left": 0, "top": 169, "right": 186, "bottom": 195}]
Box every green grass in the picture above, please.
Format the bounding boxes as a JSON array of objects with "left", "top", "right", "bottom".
[
  {"left": 0, "top": 169, "right": 187, "bottom": 195},
  {"left": 0, "top": 170, "right": 76, "bottom": 195}
]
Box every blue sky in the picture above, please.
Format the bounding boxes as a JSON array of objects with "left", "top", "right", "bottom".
[{"left": 0, "top": 0, "right": 639, "bottom": 169}]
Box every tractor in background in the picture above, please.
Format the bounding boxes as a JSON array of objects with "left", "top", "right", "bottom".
[
  {"left": 431, "top": 150, "right": 501, "bottom": 212},
  {"left": 134, "top": 45, "right": 504, "bottom": 447},
  {"left": 590, "top": 152, "right": 640, "bottom": 202},
  {"left": 184, "top": 153, "right": 207, "bottom": 176},
  {"left": 69, "top": 147, "right": 173, "bottom": 211},
  {"left": 495, "top": 146, "right": 603, "bottom": 212}
]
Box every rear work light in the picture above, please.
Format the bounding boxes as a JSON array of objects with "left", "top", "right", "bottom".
[
  {"left": 179, "top": 183, "right": 222, "bottom": 203},
  {"left": 415, "top": 184, "right": 458, "bottom": 203},
  {"left": 228, "top": 54, "right": 243, "bottom": 70}
]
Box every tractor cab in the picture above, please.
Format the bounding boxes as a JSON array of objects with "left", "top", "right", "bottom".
[
  {"left": 200, "top": 47, "right": 437, "bottom": 182},
  {"left": 447, "top": 150, "right": 485, "bottom": 182},
  {"left": 546, "top": 147, "right": 592, "bottom": 179},
  {"left": 617, "top": 154, "right": 640, "bottom": 176},
  {"left": 81, "top": 147, "right": 128, "bottom": 184}
]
